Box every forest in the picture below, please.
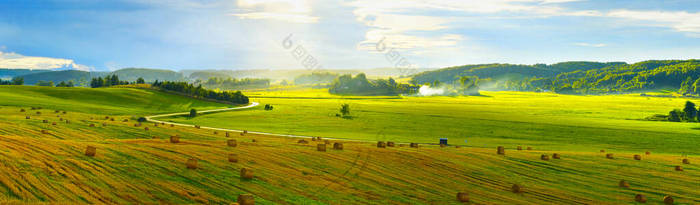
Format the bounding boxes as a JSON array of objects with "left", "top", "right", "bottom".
[
  {"left": 152, "top": 80, "right": 249, "bottom": 104},
  {"left": 329, "top": 73, "right": 417, "bottom": 96}
]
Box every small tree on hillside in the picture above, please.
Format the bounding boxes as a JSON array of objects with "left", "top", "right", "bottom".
[
  {"left": 189, "top": 109, "right": 197, "bottom": 118},
  {"left": 684, "top": 101, "right": 697, "bottom": 121},
  {"left": 136, "top": 77, "right": 145, "bottom": 84},
  {"left": 340, "top": 104, "right": 350, "bottom": 116}
]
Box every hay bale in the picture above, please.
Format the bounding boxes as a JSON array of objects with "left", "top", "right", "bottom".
[
  {"left": 317, "top": 144, "right": 326, "bottom": 152},
  {"left": 683, "top": 158, "right": 690, "bottom": 164},
  {"left": 65, "top": 120, "right": 70, "bottom": 124},
  {"left": 663, "top": 196, "right": 674, "bottom": 204},
  {"left": 675, "top": 166, "right": 683, "bottom": 171},
  {"left": 144, "top": 127, "right": 149, "bottom": 131},
  {"left": 62, "top": 111, "right": 67, "bottom": 114},
  {"left": 311, "top": 137, "right": 317, "bottom": 141},
  {"left": 36, "top": 111, "right": 41, "bottom": 115},
  {"left": 226, "top": 132, "right": 230, "bottom": 137},
  {"left": 110, "top": 118, "right": 115, "bottom": 121},
  {"left": 25, "top": 116, "right": 30, "bottom": 119},
  {"left": 240, "top": 168, "right": 254, "bottom": 179},
  {"left": 102, "top": 123, "right": 107, "bottom": 126},
  {"left": 243, "top": 130, "right": 248, "bottom": 134},
  {"left": 153, "top": 123, "right": 158, "bottom": 127},
  {"left": 455, "top": 145, "right": 461, "bottom": 148},
  {"left": 298, "top": 139, "right": 308, "bottom": 144},
  {"left": 645, "top": 151, "right": 650, "bottom": 155},
  {"left": 228, "top": 154, "right": 238, "bottom": 163},
  {"left": 214, "top": 131, "right": 218, "bottom": 135},
  {"left": 606, "top": 153, "right": 614, "bottom": 159},
  {"left": 526, "top": 147, "right": 532, "bottom": 150},
  {"left": 333, "top": 142, "right": 343, "bottom": 150},
  {"left": 387, "top": 141, "right": 395, "bottom": 147},
  {"left": 227, "top": 139, "right": 237, "bottom": 147},
  {"left": 251, "top": 139, "right": 257, "bottom": 143},
  {"left": 377, "top": 141, "right": 386, "bottom": 148},
  {"left": 517, "top": 146, "right": 522, "bottom": 150},
  {"left": 42, "top": 120, "right": 48, "bottom": 123},
  {"left": 511, "top": 184, "right": 522, "bottom": 193},
  {"left": 85, "top": 146, "right": 96, "bottom": 157},
  {"left": 59, "top": 118, "right": 63, "bottom": 121},
  {"left": 619, "top": 180, "right": 630, "bottom": 188},
  {"left": 170, "top": 135, "right": 180, "bottom": 143},
  {"left": 410, "top": 143, "right": 418, "bottom": 148},
  {"left": 633, "top": 154, "right": 641, "bottom": 160},
  {"left": 133, "top": 123, "right": 139, "bottom": 127},
  {"left": 237, "top": 194, "right": 254, "bottom": 205},
  {"left": 170, "top": 124, "right": 174, "bottom": 127},
  {"left": 497, "top": 146, "right": 505, "bottom": 155},
  {"left": 55, "top": 110, "right": 60, "bottom": 113},
  {"left": 635, "top": 194, "right": 647, "bottom": 203},
  {"left": 541, "top": 154, "right": 550, "bottom": 161},
  {"left": 456, "top": 192, "right": 469, "bottom": 202},
  {"left": 89, "top": 124, "right": 95, "bottom": 127},
  {"left": 20, "top": 109, "right": 25, "bottom": 112},
  {"left": 600, "top": 149, "right": 605, "bottom": 153},
  {"left": 552, "top": 153, "right": 561, "bottom": 159},
  {"left": 52, "top": 122, "right": 57, "bottom": 126},
  {"left": 186, "top": 158, "right": 197, "bottom": 169},
  {"left": 195, "top": 125, "right": 200, "bottom": 129},
  {"left": 105, "top": 116, "right": 110, "bottom": 119},
  {"left": 41, "top": 130, "right": 48, "bottom": 134}
]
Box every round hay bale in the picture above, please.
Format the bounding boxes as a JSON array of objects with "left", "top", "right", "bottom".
[
  {"left": 526, "top": 147, "right": 532, "bottom": 150},
  {"left": 456, "top": 192, "right": 469, "bottom": 202},
  {"left": 144, "top": 127, "right": 149, "bottom": 131},
  {"left": 62, "top": 111, "right": 67, "bottom": 114},
  {"left": 102, "top": 123, "right": 107, "bottom": 126},
  {"left": 170, "top": 124, "right": 174, "bottom": 127},
  {"left": 240, "top": 168, "right": 254, "bottom": 179},
  {"left": 511, "top": 184, "right": 522, "bottom": 193},
  {"left": 634, "top": 154, "right": 641, "bottom": 160},
  {"left": 110, "top": 118, "right": 115, "bottom": 121},
  {"left": 675, "top": 166, "right": 683, "bottom": 171},
  {"left": 65, "top": 120, "right": 70, "bottom": 124},
  {"left": 606, "top": 153, "right": 614, "bottom": 159},
  {"left": 25, "top": 116, "right": 30, "bottom": 119},
  {"left": 541, "top": 154, "right": 550, "bottom": 161},
  {"left": 517, "top": 146, "right": 522, "bottom": 150},
  {"left": 153, "top": 123, "right": 158, "bottom": 127},
  {"left": 237, "top": 194, "right": 254, "bottom": 205},
  {"left": 52, "top": 122, "right": 57, "bottom": 126},
  {"left": 497, "top": 146, "right": 505, "bottom": 155},
  {"left": 333, "top": 142, "right": 343, "bottom": 150},
  {"left": 105, "top": 116, "right": 110, "bottom": 119},
  {"left": 317, "top": 144, "right": 326, "bottom": 152},
  {"left": 55, "top": 110, "right": 60, "bottom": 113},
  {"left": 41, "top": 130, "right": 48, "bottom": 134},
  {"left": 85, "top": 146, "right": 96, "bottom": 157},
  {"left": 311, "top": 137, "right": 317, "bottom": 141},
  {"left": 89, "top": 124, "right": 95, "bottom": 127},
  {"left": 663, "top": 195, "right": 674, "bottom": 204},
  {"left": 682, "top": 158, "right": 690, "bottom": 164},
  {"left": 170, "top": 135, "right": 180, "bottom": 143},
  {"left": 227, "top": 139, "right": 237, "bottom": 147},
  {"left": 214, "top": 131, "right": 218, "bottom": 135},
  {"left": 298, "top": 139, "right": 308, "bottom": 144},
  {"left": 20, "top": 109, "right": 25, "bottom": 112},
  {"left": 161, "top": 122, "right": 165, "bottom": 125},
  {"left": 600, "top": 149, "right": 605, "bottom": 153},
  {"left": 133, "top": 123, "right": 139, "bottom": 127},
  {"left": 387, "top": 141, "right": 395, "bottom": 147},
  {"left": 552, "top": 153, "right": 561, "bottom": 159},
  {"left": 226, "top": 132, "right": 230, "bottom": 137},
  {"left": 36, "top": 111, "right": 41, "bottom": 115},
  {"left": 186, "top": 158, "right": 197, "bottom": 169},
  {"left": 410, "top": 143, "right": 418, "bottom": 148},
  {"left": 195, "top": 125, "right": 200, "bottom": 129},
  {"left": 635, "top": 194, "right": 647, "bottom": 203},
  {"left": 228, "top": 154, "right": 238, "bottom": 163},
  {"left": 377, "top": 141, "right": 386, "bottom": 148},
  {"left": 251, "top": 139, "right": 257, "bottom": 143},
  {"left": 455, "top": 145, "right": 461, "bottom": 148},
  {"left": 645, "top": 151, "right": 650, "bottom": 155},
  {"left": 59, "top": 118, "right": 63, "bottom": 121},
  {"left": 618, "top": 180, "right": 630, "bottom": 188},
  {"left": 123, "top": 119, "right": 129, "bottom": 122},
  {"left": 243, "top": 130, "right": 248, "bottom": 134},
  {"left": 42, "top": 120, "right": 48, "bottom": 123}
]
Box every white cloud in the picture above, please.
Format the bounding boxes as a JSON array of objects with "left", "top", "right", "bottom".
[
  {"left": 607, "top": 10, "right": 700, "bottom": 36},
  {"left": 0, "top": 51, "right": 92, "bottom": 71},
  {"left": 573, "top": 42, "right": 607, "bottom": 47},
  {"left": 231, "top": 0, "right": 319, "bottom": 23}
]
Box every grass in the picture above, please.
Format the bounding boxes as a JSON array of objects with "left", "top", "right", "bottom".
[
  {"left": 161, "top": 88, "right": 700, "bottom": 155},
  {"left": 0, "top": 86, "right": 698, "bottom": 204}
]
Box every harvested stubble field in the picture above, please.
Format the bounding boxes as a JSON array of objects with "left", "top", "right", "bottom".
[{"left": 0, "top": 86, "right": 698, "bottom": 204}]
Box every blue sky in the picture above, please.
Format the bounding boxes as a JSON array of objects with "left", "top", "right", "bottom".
[{"left": 0, "top": 0, "right": 699, "bottom": 71}]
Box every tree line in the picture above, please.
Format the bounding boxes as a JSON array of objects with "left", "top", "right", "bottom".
[
  {"left": 0, "top": 77, "right": 24, "bottom": 85},
  {"left": 90, "top": 75, "right": 146, "bottom": 88},
  {"left": 152, "top": 80, "right": 249, "bottom": 104},
  {"left": 195, "top": 77, "right": 269, "bottom": 90},
  {"left": 329, "top": 73, "right": 417, "bottom": 96}
]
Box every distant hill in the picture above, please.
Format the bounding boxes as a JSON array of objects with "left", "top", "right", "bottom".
[
  {"left": 111, "top": 68, "right": 185, "bottom": 82},
  {"left": 0, "top": 69, "right": 51, "bottom": 79},
  {"left": 19, "top": 70, "right": 107, "bottom": 85}
]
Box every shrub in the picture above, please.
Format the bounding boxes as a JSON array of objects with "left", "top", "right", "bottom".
[{"left": 137, "top": 117, "right": 147, "bottom": 122}]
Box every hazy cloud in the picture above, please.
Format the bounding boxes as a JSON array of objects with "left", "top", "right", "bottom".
[
  {"left": 231, "top": 0, "right": 319, "bottom": 23},
  {"left": 0, "top": 51, "right": 91, "bottom": 71}
]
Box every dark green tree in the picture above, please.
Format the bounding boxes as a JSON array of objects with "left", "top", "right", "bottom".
[
  {"left": 684, "top": 101, "right": 697, "bottom": 121},
  {"left": 189, "top": 109, "right": 197, "bottom": 118},
  {"left": 340, "top": 104, "right": 350, "bottom": 116},
  {"left": 11, "top": 77, "right": 23, "bottom": 85},
  {"left": 136, "top": 77, "right": 145, "bottom": 84},
  {"left": 669, "top": 109, "right": 683, "bottom": 122}
]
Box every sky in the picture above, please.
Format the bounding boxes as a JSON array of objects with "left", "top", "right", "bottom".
[{"left": 0, "top": 0, "right": 699, "bottom": 71}]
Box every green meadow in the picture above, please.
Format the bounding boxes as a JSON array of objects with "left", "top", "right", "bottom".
[{"left": 160, "top": 89, "right": 700, "bottom": 155}]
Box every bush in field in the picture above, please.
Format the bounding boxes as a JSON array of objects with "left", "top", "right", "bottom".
[
  {"left": 190, "top": 109, "right": 197, "bottom": 118},
  {"left": 137, "top": 117, "right": 147, "bottom": 122},
  {"left": 340, "top": 104, "right": 350, "bottom": 116},
  {"left": 264, "top": 104, "right": 274, "bottom": 110},
  {"left": 668, "top": 109, "right": 683, "bottom": 122},
  {"left": 683, "top": 101, "right": 697, "bottom": 121}
]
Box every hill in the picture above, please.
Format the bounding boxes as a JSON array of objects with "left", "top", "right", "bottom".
[
  {"left": 18, "top": 70, "right": 106, "bottom": 85},
  {"left": 111, "top": 68, "right": 185, "bottom": 82},
  {"left": 0, "top": 69, "right": 50, "bottom": 79}
]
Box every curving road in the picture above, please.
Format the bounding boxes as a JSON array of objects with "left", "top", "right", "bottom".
[{"left": 145, "top": 102, "right": 365, "bottom": 142}]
